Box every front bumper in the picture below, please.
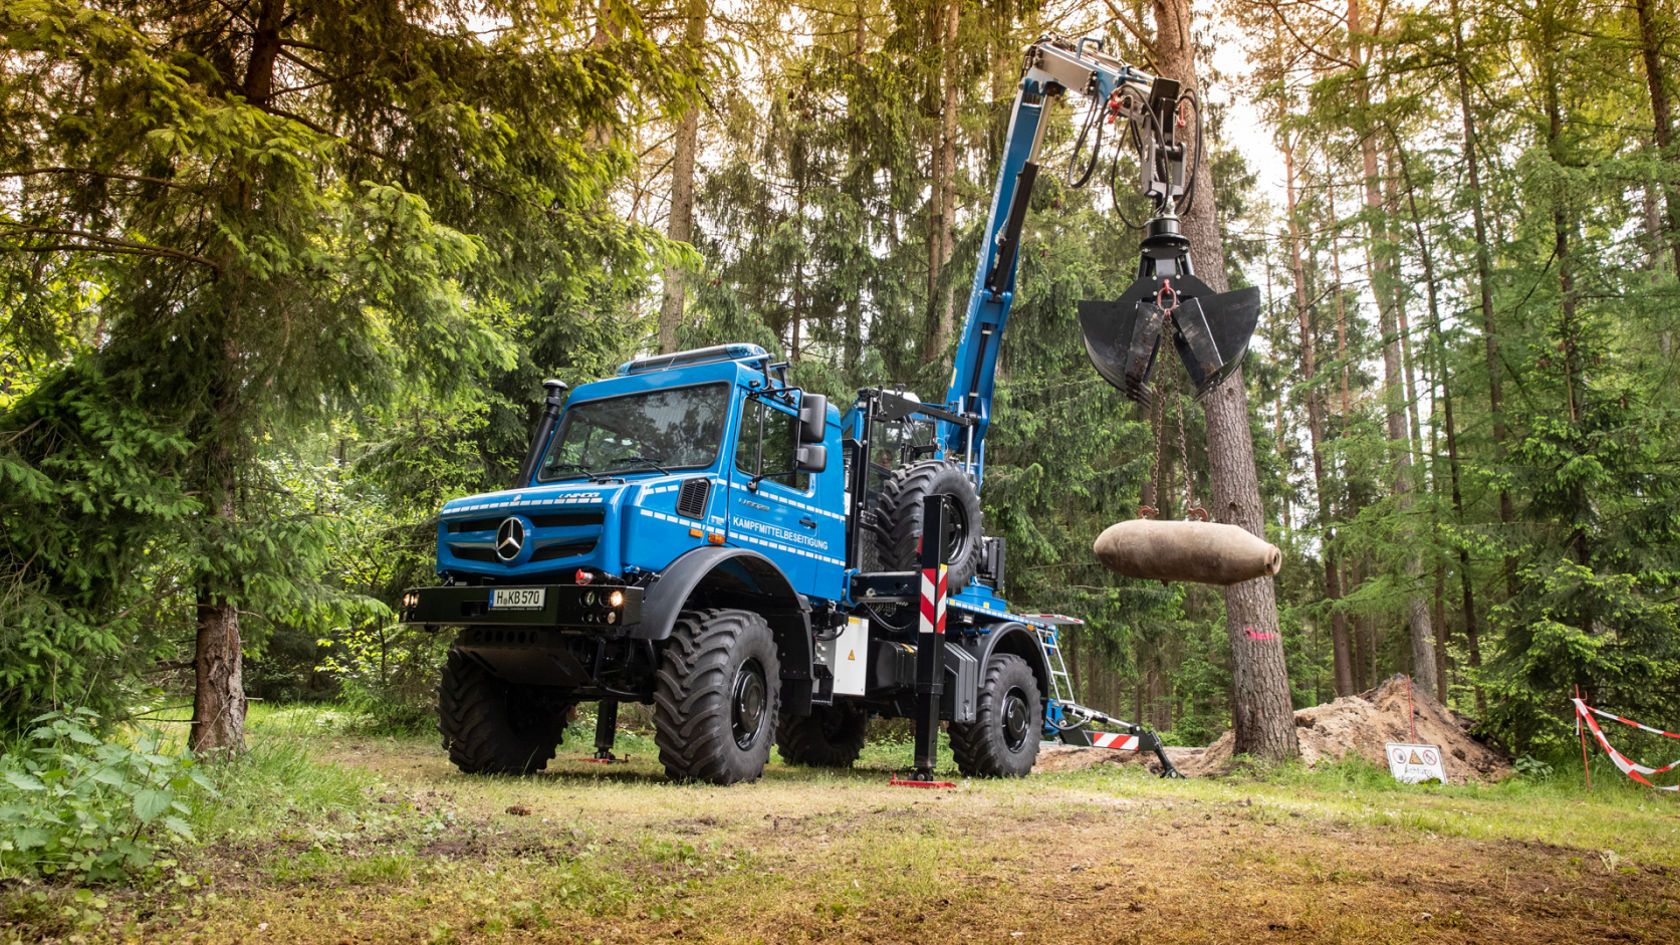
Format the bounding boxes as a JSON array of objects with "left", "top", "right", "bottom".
[{"left": 399, "top": 583, "right": 644, "bottom": 630}]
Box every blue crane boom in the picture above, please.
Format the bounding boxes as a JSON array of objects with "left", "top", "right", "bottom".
[{"left": 935, "top": 37, "right": 1260, "bottom": 486}]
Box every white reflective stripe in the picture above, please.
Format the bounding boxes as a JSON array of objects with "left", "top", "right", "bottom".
[
  {"left": 726, "top": 480, "right": 845, "bottom": 519},
  {"left": 729, "top": 529, "right": 845, "bottom": 568},
  {"left": 636, "top": 507, "right": 723, "bottom": 539}
]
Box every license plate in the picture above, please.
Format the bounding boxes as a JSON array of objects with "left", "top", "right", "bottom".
[{"left": 489, "top": 588, "right": 546, "bottom": 610}]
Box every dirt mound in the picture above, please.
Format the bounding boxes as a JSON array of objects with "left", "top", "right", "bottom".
[{"left": 1035, "top": 675, "right": 1512, "bottom": 783}]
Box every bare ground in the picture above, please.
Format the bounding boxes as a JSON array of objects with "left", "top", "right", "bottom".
[{"left": 8, "top": 732, "right": 1679, "bottom": 945}]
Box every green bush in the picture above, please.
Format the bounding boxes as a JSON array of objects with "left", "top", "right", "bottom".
[{"left": 0, "top": 709, "right": 213, "bottom": 883}]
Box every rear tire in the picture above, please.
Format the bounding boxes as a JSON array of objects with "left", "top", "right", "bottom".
[
  {"left": 949, "top": 653, "right": 1041, "bottom": 778},
  {"left": 437, "top": 649, "right": 571, "bottom": 775},
  {"left": 777, "top": 703, "right": 869, "bottom": 767},
  {"left": 653, "top": 609, "right": 782, "bottom": 785}
]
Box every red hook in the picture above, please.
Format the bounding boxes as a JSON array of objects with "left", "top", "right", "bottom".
[{"left": 1155, "top": 278, "right": 1178, "bottom": 313}]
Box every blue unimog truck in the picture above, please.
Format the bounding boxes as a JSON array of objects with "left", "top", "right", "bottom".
[{"left": 398, "top": 35, "right": 1258, "bottom": 785}]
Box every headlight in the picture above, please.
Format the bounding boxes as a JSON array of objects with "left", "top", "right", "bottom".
[{"left": 608, "top": 590, "right": 624, "bottom": 608}]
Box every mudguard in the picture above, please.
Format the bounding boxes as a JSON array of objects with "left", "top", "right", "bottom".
[
  {"left": 967, "top": 621, "right": 1054, "bottom": 712},
  {"left": 635, "top": 546, "right": 815, "bottom": 714}
]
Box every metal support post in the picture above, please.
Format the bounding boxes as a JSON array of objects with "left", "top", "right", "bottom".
[
  {"left": 590, "top": 699, "right": 621, "bottom": 763},
  {"left": 912, "top": 495, "right": 947, "bottom": 779}
]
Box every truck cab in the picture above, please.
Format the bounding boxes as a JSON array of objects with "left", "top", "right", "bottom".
[{"left": 430, "top": 343, "right": 843, "bottom": 603}]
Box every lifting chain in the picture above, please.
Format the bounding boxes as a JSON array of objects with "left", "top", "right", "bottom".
[{"left": 1137, "top": 279, "right": 1208, "bottom": 522}]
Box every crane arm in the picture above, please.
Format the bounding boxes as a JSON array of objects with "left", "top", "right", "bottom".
[{"left": 936, "top": 36, "right": 1259, "bottom": 486}]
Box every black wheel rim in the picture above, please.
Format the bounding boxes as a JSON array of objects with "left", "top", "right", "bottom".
[
  {"left": 1002, "top": 687, "right": 1030, "bottom": 752},
  {"left": 732, "top": 659, "right": 768, "bottom": 750},
  {"left": 941, "top": 495, "right": 968, "bottom": 560}
]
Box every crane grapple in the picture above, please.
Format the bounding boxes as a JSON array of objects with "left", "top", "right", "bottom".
[{"left": 1079, "top": 218, "right": 1261, "bottom": 405}]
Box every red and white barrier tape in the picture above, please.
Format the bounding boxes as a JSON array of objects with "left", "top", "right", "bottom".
[
  {"left": 1579, "top": 702, "right": 1680, "bottom": 740},
  {"left": 1572, "top": 698, "right": 1680, "bottom": 790}
]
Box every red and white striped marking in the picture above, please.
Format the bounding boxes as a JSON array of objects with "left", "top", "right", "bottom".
[
  {"left": 1088, "top": 732, "right": 1141, "bottom": 752},
  {"left": 919, "top": 564, "right": 947, "bottom": 636},
  {"left": 1581, "top": 702, "right": 1680, "bottom": 741},
  {"left": 1573, "top": 699, "right": 1680, "bottom": 790}
]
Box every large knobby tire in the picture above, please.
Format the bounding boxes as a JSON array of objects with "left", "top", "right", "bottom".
[
  {"left": 653, "top": 609, "right": 782, "bottom": 785},
  {"left": 776, "top": 702, "right": 869, "bottom": 768},
  {"left": 949, "top": 653, "right": 1042, "bottom": 778},
  {"left": 437, "top": 649, "right": 571, "bottom": 775},
  {"left": 873, "top": 460, "right": 984, "bottom": 591}
]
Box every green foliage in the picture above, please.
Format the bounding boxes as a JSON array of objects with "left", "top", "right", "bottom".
[{"left": 0, "top": 709, "right": 212, "bottom": 883}]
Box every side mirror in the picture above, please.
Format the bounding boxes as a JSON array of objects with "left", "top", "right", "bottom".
[
  {"left": 796, "top": 443, "right": 828, "bottom": 474},
  {"left": 799, "top": 393, "right": 827, "bottom": 443}
]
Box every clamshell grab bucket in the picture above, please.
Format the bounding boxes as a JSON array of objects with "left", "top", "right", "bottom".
[
  {"left": 1078, "top": 273, "right": 1260, "bottom": 406},
  {"left": 1093, "top": 518, "right": 1282, "bottom": 586}
]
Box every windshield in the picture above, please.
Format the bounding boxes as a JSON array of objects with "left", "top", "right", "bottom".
[{"left": 538, "top": 383, "right": 730, "bottom": 481}]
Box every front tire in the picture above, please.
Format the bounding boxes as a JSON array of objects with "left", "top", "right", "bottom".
[
  {"left": 777, "top": 702, "right": 869, "bottom": 768},
  {"left": 949, "top": 653, "right": 1042, "bottom": 777},
  {"left": 653, "top": 609, "right": 782, "bottom": 785},
  {"left": 437, "top": 649, "right": 571, "bottom": 775}
]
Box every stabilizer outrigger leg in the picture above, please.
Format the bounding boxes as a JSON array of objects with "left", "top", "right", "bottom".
[
  {"left": 583, "top": 699, "right": 628, "bottom": 764},
  {"left": 1055, "top": 702, "right": 1184, "bottom": 779},
  {"left": 1079, "top": 217, "right": 1260, "bottom": 406}
]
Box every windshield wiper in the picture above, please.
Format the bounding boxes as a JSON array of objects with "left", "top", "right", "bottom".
[
  {"left": 545, "top": 461, "right": 588, "bottom": 474},
  {"left": 614, "top": 455, "right": 671, "bottom": 475}
]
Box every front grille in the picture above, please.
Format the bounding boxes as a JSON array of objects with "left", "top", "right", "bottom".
[
  {"left": 531, "top": 540, "right": 598, "bottom": 562},
  {"left": 531, "top": 511, "right": 605, "bottom": 528},
  {"left": 447, "top": 516, "right": 504, "bottom": 533},
  {"left": 448, "top": 511, "right": 603, "bottom": 532},
  {"left": 676, "top": 478, "right": 711, "bottom": 519},
  {"left": 450, "top": 545, "right": 498, "bottom": 563}
]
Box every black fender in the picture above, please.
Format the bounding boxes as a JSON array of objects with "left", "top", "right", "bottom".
[
  {"left": 967, "top": 621, "right": 1054, "bottom": 713},
  {"left": 633, "top": 546, "right": 815, "bottom": 714}
]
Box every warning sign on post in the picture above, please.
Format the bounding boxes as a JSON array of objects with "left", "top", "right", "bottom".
[{"left": 1386, "top": 743, "right": 1446, "bottom": 784}]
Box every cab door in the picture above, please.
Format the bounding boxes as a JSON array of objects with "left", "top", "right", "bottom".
[{"left": 728, "top": 397, "right": 825, "bottom": 591}]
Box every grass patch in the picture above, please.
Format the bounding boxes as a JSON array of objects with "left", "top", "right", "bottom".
[{"left": 7, "top": 703, "right": 1680, "bottom": 945}]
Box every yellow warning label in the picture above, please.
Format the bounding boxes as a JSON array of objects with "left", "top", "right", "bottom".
[
  {"left": 1408, "top": 749, "right": 1424, "bottom": 765},
  {"left": 847, "top": 650, "right": 856, "bottom": 661}
]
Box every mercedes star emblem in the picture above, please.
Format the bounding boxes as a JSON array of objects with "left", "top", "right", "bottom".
[{"left": 495, "top": 517, "right": 526, "bottom": 562}]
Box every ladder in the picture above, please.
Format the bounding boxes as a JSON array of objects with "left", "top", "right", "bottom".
[{"left": 1034, "top": 624, "right": 1076, "bottom": 707}]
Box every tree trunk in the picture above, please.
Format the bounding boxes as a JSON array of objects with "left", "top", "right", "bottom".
[
  {"left": 1353, "top": 0, "right": 1436, "bottom": 696},
  {"left": 1539, "top": 8, "right": 1591, "bottom": 581},
  {"left": 657, "top": 0, "right": 705, "bottom": 355},
  {"left": 1450, "top": 0, "right": 1513, "bottom": 615},
  {"left": 189, "top": 0, "right": 286, "bottom": 757},
  {"left": 1392, "top": 126, "right": 1486, "bottom": 715},
  {"left": 1286, "top": 141, "right": 1354, "bottom": 697},
  {"left": 1154, "top": 0, "right": 1296, "bottom": 760},
  {"left": 1635, "top": 0, "right": 1680, "bottom": 274},
  {"left": 922, "top": 0, "right": 960, "bottom": 361}
]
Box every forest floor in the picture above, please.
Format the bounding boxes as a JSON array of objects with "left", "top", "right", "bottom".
[{"left": 6, "top": 707, "right": 1680, "bottom": 945}]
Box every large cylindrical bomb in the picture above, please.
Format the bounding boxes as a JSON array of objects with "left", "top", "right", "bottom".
[{"left": 1093, "top": 519, "right": 1282, "bottom": 586}]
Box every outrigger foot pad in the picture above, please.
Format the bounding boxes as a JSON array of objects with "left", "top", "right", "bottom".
[{"left": 890, "top": 770, "right": 958, "bottom": 789}]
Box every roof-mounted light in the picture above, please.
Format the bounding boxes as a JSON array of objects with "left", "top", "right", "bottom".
[{"left": 616, "top": 343, "right": 769, "bottom": 377}]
